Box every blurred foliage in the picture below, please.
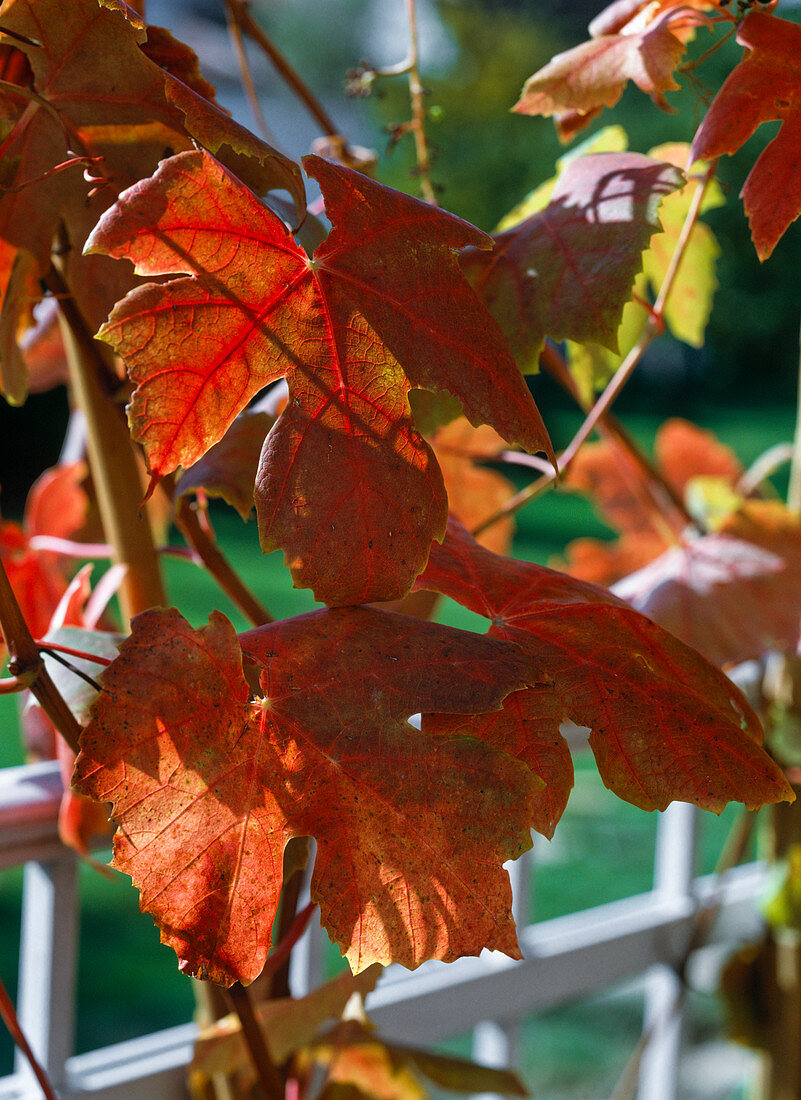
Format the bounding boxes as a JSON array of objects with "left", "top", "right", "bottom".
[{"left": 360, "top": 1, "right": 801, "bottom": 409}]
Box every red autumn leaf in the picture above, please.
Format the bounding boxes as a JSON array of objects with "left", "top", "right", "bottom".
[
  {"left": 0, "top": 0, "right": 302, "bottom": 398},
  {"left": 426, "top": 683, "right": 571, "bottom": 840},
  {"left": 655, "top": 417, "right": 743, "bottom": 496},
  {"left": 513, "top": 5, "right": 707, "bottom": 137},
  {"left": 74, "top": 605, "right": 545, "bottom": 984},
  {"left": 416, "top": 520, "right": 794, "bottom": 814},
  {"left": 88, "top": 150, "right": 551, "bottom": 605},
  {"left": 560, "top": 419, "right": 742, "bottom": 585},
  {"left": 141, "top": 25, "right": 221, "bottom": 106},
  {"left": 461, "top": 153, "right": 683, "bottom": 371},
  {"left": 690, "top": 11, "right": 801, "bottom": 260},
  {"left": 175, "top": 409, "right": 276, "bottom": 520},
  {"left": 0, "top": 461, "right": 88, "bottom": 661},
  {"left": 587, "top": 0, "right": 726, "bottom": 39},
  {"left": 615, "top": 501, "right": 801, "bottom": 668}
]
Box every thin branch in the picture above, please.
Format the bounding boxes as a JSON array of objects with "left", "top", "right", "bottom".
[
  {"left": 652, "top": 160, "right": 717, "bottom": 318},
  {"left": 0, "top": 973, "right": 59, "bottom": 1100},
  {"left": 227, "top": 982, "right": 285, "bottom": 1099},
  {"left": 404, "top": 0, "right": 438, "bottom": 204},
  {"left": 787, "top": 309, "right": 801, "bottom": 517},
  {"left": 540, "top": 342, "right": 696, "bottom": 533},
  {"left": 35, "top": 640, "right": 114, "bottom": 666},
  {"left": 173, "top": 495, "right": 274, "bottom": 626},
  {"left": 38, "top": 647, "right": 103, "bottom": 693},
  {"left": 223, "top": 0, "right": 276, "bottom": 145},
  {"left": 45, "top": 263, "right": 166, "bottom": 624},
  {"left": 0, "top": 674, "right": 35, "bottom": 695},
  {"left": 223, "top": 0, "right": 339, "bottom": 138},
  {"left": 265, "top": 873, "right": 307, "bottom": 1000},
  {"left": 739, "top": 441, "right": 794, "bottom": 497}
]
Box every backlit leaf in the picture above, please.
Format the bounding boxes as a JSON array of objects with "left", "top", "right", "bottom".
[
  {"left": 690, "top": 11, "right": 801, "bottom": 260},
  {"left": 0, "top": 0, "right": 302, "bottom": 399},
  {"left": 614, "top": 502, "right": 801, "bottom": 667},
  {"left": 88, "top": 150, "right": 551, "bottom": 604},
  {"left": 416, "top": 520, "right": 793, "bottom": 814},
  {"left": 512, "top": 6, "right": 700, "bottom": 136},
  {"left": 74, "top": 606, "right": 543, "bottom": 983},
  {"left": 461, "top": 152, "right": 682, "bottom": 372}
]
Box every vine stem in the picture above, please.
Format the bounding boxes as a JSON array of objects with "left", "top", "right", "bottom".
[
  {"left": 539, "top": 342, "right": 696, "bottom": 533},
  {"left": 0, "top": 973, "right": 59, "bottom": 1100},
  {"left": 44, "top": 264, "right": 166, "bottom": 625},
  {"left": 404, "top": 0, "right": 438, "bottom": 205},
  {"left": 474, "top": 159, "right": 718, "bottom": 536},
  {"left": 223, "top": 0, "right": 339, "bottom": 139},
  {"left": 227, "top": 982, "right": 285, "bottom": 1098},
  {"left": 172, "top": 495, "right": 274, "bottom": 626},
  {"left": 0, "top": 557, "right": 81, "bottom": 754},
  {"left": 222, "top": 0, "right": 276, "bottom": 144},
  {"left": 787, "top": 309, "right": 801, "bottom": 517}
]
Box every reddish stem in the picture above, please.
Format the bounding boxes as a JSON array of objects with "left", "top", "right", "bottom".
[{"left": 0, "top": 974, "right": 59, "bottom": 1100}]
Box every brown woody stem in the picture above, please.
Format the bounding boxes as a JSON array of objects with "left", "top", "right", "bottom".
[
  {"left": 45, "top": 264, "right": 166, "bottom": 625},
  {"left": 223, "top": 0, "right": 339, "bottom": 138},
  {"left": 0, "top": 558, "right": 81, "bottom": 754},
  {"left": 227, "top": 982, "right": 284, "bottom": 1098},
  {"left": 172, "top": 496, "right": 274, "bottom": 626},
  {"left": 223, "top": 0, "right": 276, "bottom": 144},
  {"left": 404, "top": 0, "right": 438, "bottom": 205},
  {"left": 540, "top": 341, "right": 695, "bottom": 533}
]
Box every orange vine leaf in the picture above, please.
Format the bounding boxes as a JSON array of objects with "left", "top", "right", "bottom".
[
  {"left": 415, "top": 519, "right": 794, "bottom": 814},
  {"left": 690, "top": 10, "right": 801, "bottom": 260},
  {"left": 87, "top": 149, "right": 552, "bottom": 605},
  {"left": 73, "top": 605, "right": 546, "bottom": 983}
]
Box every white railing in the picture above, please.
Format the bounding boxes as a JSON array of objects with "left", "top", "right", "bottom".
[{"left": 0, "top": 729, "right": 769, "bottom": 1100}]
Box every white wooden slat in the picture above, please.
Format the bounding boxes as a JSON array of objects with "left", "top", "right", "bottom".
[
  {"left": 637, "top": 802, "right": 700, "bottom": 1100},
  {"left": 471, "top": 1019, "right": 518, "bottom": 1100},
  {"left": 0, "top": 762, "right": 62, "bottom": 870},
  {"left": 367, "top": 862, "right": 766, "bottom": 1044},
  {"left": 14, "top": 856, "right": 79, "bottom": 1091}
]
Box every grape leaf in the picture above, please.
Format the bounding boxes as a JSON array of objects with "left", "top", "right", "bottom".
[
  {"left": 175, "top": 409, "right": 275, "bottom": 520},
  {"left": 426, "top": 683, "right": 571, "bottom": 840},
  {"left": 512, "top": 4, "right": 707, "bottom": 137},
  {"left": 558, "top": 419, "right": 742, "bottom": 586},
  {"left": 302, "top": 1018, "right": 528, "bottom": 1099},
  {"left": 191, "top": 966, "right": 383, "bottom": 1079},
  {"left": 496, "top": 124, "right": 630, "bottom": 231},
  {"left": 415, "top": 520, "right": 794, "bottom": 814},
  {"left": 615, "top": 502, "right": 801, "bottom": 668},
  {"left": 88, "top": 150, "right": 551, "bottom": 605},
  {"left": 461, "top": 153, "right": 683, "bottom": 372},
  {"left": 0, "top": 0, "right": 302, "bottom": 399},
  {"left": 564, "top": 144, "right": 722, "bottom": 400},
  {"left": 690, "top": 11, "right": 801, "bottom": 261},
  {"left": 73, "top": 605, "right": 546, "bottom": 983}
]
